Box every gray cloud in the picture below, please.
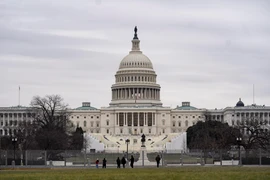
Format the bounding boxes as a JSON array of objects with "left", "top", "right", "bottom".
[{"left": 0, "top": 0, "right": 270, "bottom": 109}]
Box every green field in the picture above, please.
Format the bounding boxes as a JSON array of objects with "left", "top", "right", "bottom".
[{"left": 0, "top": 167, "right": 269, "bottom": 180}]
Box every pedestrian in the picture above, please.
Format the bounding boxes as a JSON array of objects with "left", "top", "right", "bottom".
[
  {"left": 121, "top": 156, "right": 126, "bottom": 168},
  {"left": 130, "top": 155, "right": 135, "bottom": 168},
  {"left": 102, "top": 158, "right": 107, "bottom": 168},
  {"left": 95, "top": 158, "right": 99, "bottom": 168},
  {"left": 116, "top": 157, "right": 121, "bottom": 168},
  {"left": 155, "top": 155, "right": 161, "bottom": 167}
]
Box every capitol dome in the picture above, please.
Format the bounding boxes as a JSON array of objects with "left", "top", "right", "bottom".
[
  {"left": 110, "top": 26, "right": 162, "bottom": 107},
  {"left": 119, "top": 52, "right": 153, "bottom": 69}
]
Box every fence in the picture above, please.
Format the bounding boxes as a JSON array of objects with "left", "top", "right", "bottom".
[{"left": 0, "top": 148, "right": 270, "bottom": 167}]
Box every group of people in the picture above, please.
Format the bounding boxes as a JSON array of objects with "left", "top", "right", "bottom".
[
  {"left": 95, "top": 154, "right": 161, "bottom": 168},
  {"left": 116, "top": 155, "right": 135, "bottom": 168}
]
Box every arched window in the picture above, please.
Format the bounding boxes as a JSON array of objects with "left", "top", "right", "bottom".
[
  {"left": 84, "top": 121, "right": 87, "bottom": 127},
  {"left": 185, "top": 120, "right": 188, "bottom": 127},
  {"left": 138, "top": 76, "right": 140, "bottom": 81},
  {"left": 135, "top": 76, "right": 137, "bottom": 81}
]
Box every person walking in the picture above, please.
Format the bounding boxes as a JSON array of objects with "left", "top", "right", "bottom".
[
  {"left": 155, "top": 155, "right": 161, "bottom": 168},
  {"left": 121, "top": 157, "right": 126, "bottom": 168},
  {"left": 102, "top": 158, "right": 107, "bottom": 168},
  {"left": 130, "top": 155, "right": 135, "bottom": 168},
  {"left": 95, "top": 158, "right": 99, "bottom": 168},
  {"left": 116, "top": 157, "right": 121, "bottom": 168}
]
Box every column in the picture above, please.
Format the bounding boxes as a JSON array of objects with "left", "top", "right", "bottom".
[
  {"left": 115, "top": 113, "right": 117, "bottom": 126},
  {"left": 117, "top": 113, "right": 119, "bottom": 126},
  {"left": 144, "top": 88, "right": 147, "bottom": 99},
  {"left": 152, "top": 113, "right": 154, "bottom": 125},
  {"left": 145, "top": 113, "right": 147, "bottom": 125}
]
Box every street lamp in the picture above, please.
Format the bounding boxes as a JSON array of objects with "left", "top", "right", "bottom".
[
  {"left": 236, "top": 137, "right": 242, "bottom": 165},
  {"left": 125, "top": 139, "right": 130, "bottom": 165},
  {"left": 12, "top": 137, "right": 17, "bottom": 164}
]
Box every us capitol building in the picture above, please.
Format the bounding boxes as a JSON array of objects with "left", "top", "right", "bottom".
[{"left": 1, "top": 27, "right": 270, "bottom": 152}]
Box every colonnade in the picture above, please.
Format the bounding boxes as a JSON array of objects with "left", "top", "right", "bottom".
[
  {"left": 112, "top": 88, "right": 160, "bottom": 100},
  {"left": 114, "top": 112, "right": 156, "bottom": 127}
]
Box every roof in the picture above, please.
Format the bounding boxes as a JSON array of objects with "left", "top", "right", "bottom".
[
  {"left": 174, "top": 105, "right": 197, "bottom": 110},
  {"left": 0, "top": 105, "right": 30, "bottom": 111},
  {"left": 74, "top": 106, "right": 97, "bottom": 110}
]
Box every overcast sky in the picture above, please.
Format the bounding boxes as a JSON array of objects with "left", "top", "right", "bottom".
[{"left": 0, "top": 0, "right": 269, "bottom": 109}]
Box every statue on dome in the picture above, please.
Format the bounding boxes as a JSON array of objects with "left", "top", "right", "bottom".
[{"left": 133, "top": 26, "right": 138, "bottom": 39}]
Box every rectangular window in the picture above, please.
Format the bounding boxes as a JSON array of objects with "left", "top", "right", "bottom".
[
  {"left": 128, "top": 113, "right": 132, "bottom": 126},
  {"left": 139, "top": 113, "right": 144, "bottom": 126},
  {"left": 107, "top": 121, "right": 109, "bottom": 126},
  {"left": 96, "top": 122, "right": 99, "bottom": 127},
  {"left": 147, "top": 113, "right": 152, "bottom": 126},
  {"left": 84, "top": 121, "right": 87, "bottom": 127},
  {"left": 119, "top": 113, "right": 124, "bottom": 126},
  {"left": 133, "top": 113, "right": 138, "bottom": 126},
  {"left": 91, "top": 122, "right": 93, "bottom": 127},
  {"left": 149, "top": 129, "right": 151, "bottom": 133},
  {"left": 178, "top": 121, "right": 181, "bottom": 127}
]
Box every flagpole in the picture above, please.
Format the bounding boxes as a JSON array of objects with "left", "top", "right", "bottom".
[{"left": 19, "top": 86, "right": 20, "bottom": 106}]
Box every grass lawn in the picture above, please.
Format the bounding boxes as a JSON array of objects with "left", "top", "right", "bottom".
[{"left": 0, "top": 166, "right": 269, "bottom": 180}]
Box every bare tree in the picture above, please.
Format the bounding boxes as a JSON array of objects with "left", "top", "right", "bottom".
[
  {"left": 29, "top": 95, "right": 73, "bottom": 150},
  {"left": 236, "top": 117, "right": 270, "bottom": 150}
]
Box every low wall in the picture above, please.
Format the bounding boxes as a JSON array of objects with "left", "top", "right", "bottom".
[
  {"left": 214, "top": 160, "right": 239, "bottom": 165},
  {"left": 46, "top": 161, "right": 73, "bottom": 166}
]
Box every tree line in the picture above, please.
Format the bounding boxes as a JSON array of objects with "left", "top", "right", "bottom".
[{"left": 1, "top": 95, "right": 84, "bottom": 151}]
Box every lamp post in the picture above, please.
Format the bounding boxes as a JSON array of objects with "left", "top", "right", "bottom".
[
  {"left": 12, "top": 137, "right": 17, "bottom": 164},
  {"left": 125, "top": 139, "right": 130, "bottom": 165},
  {"left": 236, "top": 137, "right": 242, "bottom": 165}
]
